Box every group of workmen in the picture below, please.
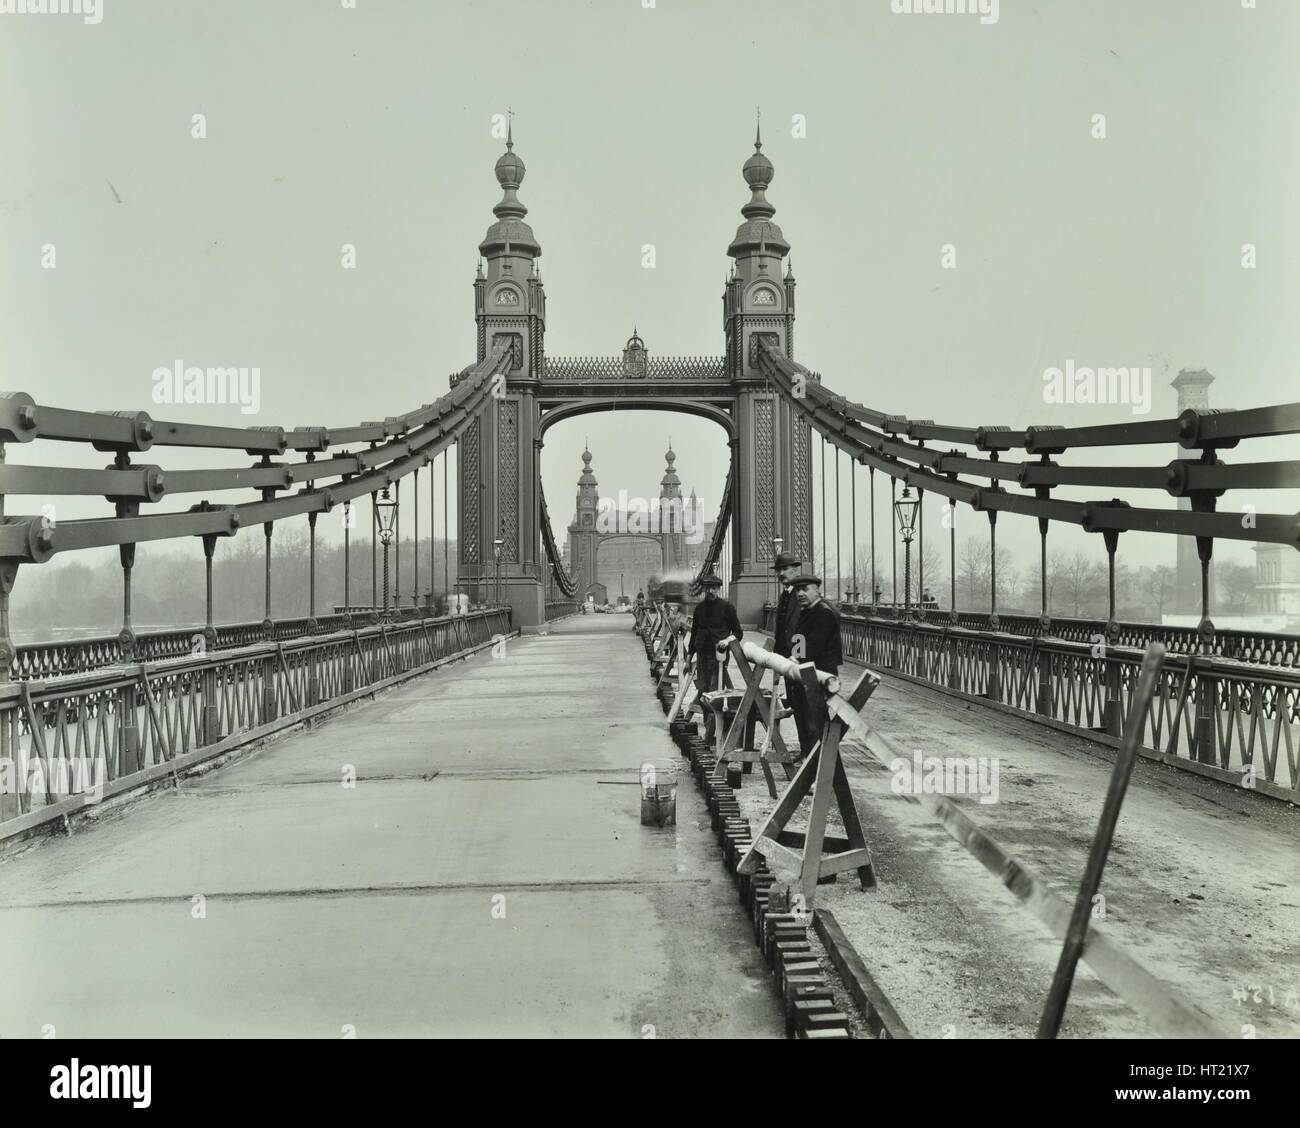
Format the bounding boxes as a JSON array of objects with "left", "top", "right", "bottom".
[{"left": 685, "top": 556, "right": 842, "bottom": 757}]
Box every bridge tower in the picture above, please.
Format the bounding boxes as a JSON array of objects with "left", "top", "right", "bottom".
[
  {"left": 658, "top": 446, "right": 686, "bottom": 574},
  {"left": 567, "top": 446, "right": 601, "bottom": 595},
  {"left": 723, "top": 121, "right": 813, "bottom": 621},
  {"left": 460, "top": 122, "right": 548, "bottom": 624}
]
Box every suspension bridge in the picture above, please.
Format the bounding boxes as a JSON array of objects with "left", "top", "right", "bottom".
[{"left": 1, "top": 129, "right": 1297, "bottom": 1039}]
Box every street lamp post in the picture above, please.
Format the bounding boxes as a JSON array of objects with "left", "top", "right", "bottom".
[
  {"left": 894, "top": 486, "right": 920, "bottom": 620},
  {"left": 375, "top": 487, "right": 398, "bottom": 620}
]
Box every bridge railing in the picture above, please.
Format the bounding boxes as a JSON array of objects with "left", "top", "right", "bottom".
[
  {"left": 757, "top": 604, "right": 1299, "bottom": 799},
  {"left": 12, "top": 605, "right": 511, "bottom": 681},
  {"left": 0, "top": 606, "right": 512, "bottom": 841},
  {"left": 850, "top": 616, "right": 1298, "bottom": 800},
  {"left": 765, "top": 604, "right": 1300, "bottom": 669},
  {"left": 545, "top": 600, "right": 579, "bottom": 621}
]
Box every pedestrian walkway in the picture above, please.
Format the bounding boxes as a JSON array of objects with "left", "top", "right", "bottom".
[{"left": 0, "top": 615, "right": 782, "bottom": 1038}]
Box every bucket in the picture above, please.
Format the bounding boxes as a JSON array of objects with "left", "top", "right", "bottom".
[{"left": 639, "top": 759, "right": 678, "bottom": 827}]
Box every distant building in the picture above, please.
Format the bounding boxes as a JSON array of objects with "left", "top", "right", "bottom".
[
  {"left": 1253, "top": 543, "right": 1300, "bottom": 627},
  {"left": 565, "top": 444, "right": 711, "bottom": 599}
]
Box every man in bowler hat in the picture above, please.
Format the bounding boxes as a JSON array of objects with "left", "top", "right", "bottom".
[{"left": 787, "top": 574, "right": 842, "bottom": 754}]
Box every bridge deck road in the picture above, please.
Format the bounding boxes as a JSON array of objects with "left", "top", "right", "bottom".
[{"left": 0, "top": 614, "right": 783, "bottom": 1039}]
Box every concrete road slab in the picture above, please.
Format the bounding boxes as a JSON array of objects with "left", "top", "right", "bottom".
[
  {"left": 0, "top": 615, "right": 783, "bottom": 1038},
  {"left": 0, "top": 885, "right": 774, "bottom": 1039},
  {"left": 0, "top": 775, "right": 689, "bottom": 905}
]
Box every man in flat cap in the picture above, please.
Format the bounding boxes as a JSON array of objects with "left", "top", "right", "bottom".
[
  {"left": 788, "top": 574, "right": 843, "bottom": 754},
  {"left": 688, "top": 573, "right": 742, "bottom": 740}
]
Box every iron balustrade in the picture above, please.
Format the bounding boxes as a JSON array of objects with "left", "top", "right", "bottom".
[
  {"left": 12, "top": 606, "right": 513, "bottom": 681},
  {"left": 828, "top": 606, "right": 1300, "bottom": 668},
  {"left": 0, "top": 607, "right": 512, "bottom": 839},
  {"left": 757, "top": 603, "right": 1299, "bottom": 798},
  {"left": 834, "top": 614, "right": 1299, "bottom": 801}
]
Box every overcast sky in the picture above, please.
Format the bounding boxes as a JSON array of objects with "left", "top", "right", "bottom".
[{"left": 3, "top": 0, "right": 1296, "bottom": 583}]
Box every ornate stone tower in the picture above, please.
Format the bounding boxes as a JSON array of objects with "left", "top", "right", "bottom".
[
  {"left": 658, "top": 446, "right": 686, "bottom": 573},
  {"left": 459, "top": 122, "right": 548, "bottom": 624},
  {"left": 567, "top": 447, "right": 601, "bottom": 594},
  {"left": 722, "top": 120, "right": 813, "bottom": 622}
]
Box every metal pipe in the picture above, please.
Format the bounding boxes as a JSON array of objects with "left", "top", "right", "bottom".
[
  {"left": 308, "top": 510, "right": 317, "bottom": 621},
  {"left": 1039, "top": 518, "right": 1048, "bottom": 618},
  {"left": 264, "top": 521, "right": 272, "bottom": 623},
  {"left": 444, "top": 450, "right": 449, "bottom": 610},
  {"left": 989, "top": 512, "right": 998, "bottom": 617},
  {"left": 835, "top": 446, "right": 842, "bottom": 602},
  {"left": 869, "top": 466, "right": 876, "bottom": 604},
  {"left": 950, "top": 502, "right": 957, "bottom": 615},
  {"left": 204, "top": 539, "right": 214, "bottom": 633},
  {"left": 413, "top": 464, "right": 420, "bottom": 609},
  {"left": 917, "top": 488, "right": 924, "bottom": 610},
  {"left": 434, "top": 454, "right": 439, "bottom": 602},
  {"left": 820, "top": 437, "right": 827, "bottom": 584},
  {"left": 851, "top": 456, "right": 857, "bottom": 604},
  {"left": 890, "top": 476, "right": 897, "bottom": 607}
]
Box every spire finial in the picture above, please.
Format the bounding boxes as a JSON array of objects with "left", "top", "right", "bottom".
[
  {"left": 506, "top": 107, "right": 514, "bottom": 151},
  {"left": 755, "top": 107, "right": 762, "bottom": 151}
]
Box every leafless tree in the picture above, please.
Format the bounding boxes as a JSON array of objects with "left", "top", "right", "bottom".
[{"left": 1055, "top": 550, "right": 1106, "bottom": 617}]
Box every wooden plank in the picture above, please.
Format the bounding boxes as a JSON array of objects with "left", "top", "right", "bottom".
[
  {"left": 813, "top": 909, "right": 912, "bottom": 1040},
  {"left": 720, "top": 640, "right": 764, "bottom": 756},
  {"left": 797, "top": 697, "right": 841, "bottom": 901},
  {"left": 818, "top": 848, "right": 874, "bottom": 876},
  {"left": 736, "top": 747, "right": 821, "bottom": 875},
  {"left": 1038, "top": 643, "right": 1166, "bottom": 1038}
]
